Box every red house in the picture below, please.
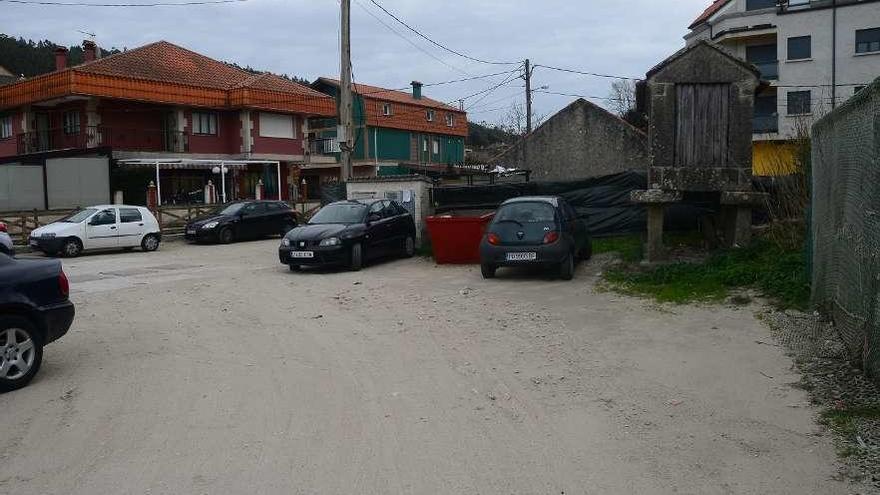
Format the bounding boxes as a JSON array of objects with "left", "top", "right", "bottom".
[{"left": 0, "top": 40, "right": 336, "bottom": 207}]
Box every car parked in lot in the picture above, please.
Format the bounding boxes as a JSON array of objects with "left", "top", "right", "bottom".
[
  {"left": 0, "top": 222, "right": 13, "bottom": 257},
  {"left": 185, "top": 200, "right": 299, "bottom": 244},
  {"left": 279, "top": 199, "right": 416, "bottom": 272},
  {"left": 29, "top": 205, "right": 162, "bottom": 258},
  {"left": 0, "top": 253, "right": 74, "bottom": 392},
  {"left": 479, "top": 196, "right": 591, "bottom": 280}
]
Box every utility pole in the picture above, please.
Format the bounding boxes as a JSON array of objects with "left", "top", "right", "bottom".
[
  {"left": 524, "top": 59, "right": 532, "bottom": 134},
  {"left": 339, "top": 0, "right": 354, "bottom": 180}
]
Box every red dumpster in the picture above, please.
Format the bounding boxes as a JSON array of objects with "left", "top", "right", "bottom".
[{"left": 426, "top": 210, "right": 496, "bottom": 264}]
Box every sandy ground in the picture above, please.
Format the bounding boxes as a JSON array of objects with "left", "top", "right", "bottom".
[{"left": 0, "top": 239, "right": 863, "bottom": 494}]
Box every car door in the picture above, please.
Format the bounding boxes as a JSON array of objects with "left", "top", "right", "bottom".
[
  {"left": 238, "top": 202, "right": 267, "bottom": 239},
  {"left": 265, "top": 201, "right": 289, "bottom": 235},
  {"left": 117, "top": 207, "right": 145, "bottom": 247},
  {"left": 85, "top": 208, "right": 119, "bottom": 250},
  {"left": 365, "top": 201, "right": 391, "bottom": 258},
  {"left": 385, "top": 201, "right": 408, "bottom": 250}
]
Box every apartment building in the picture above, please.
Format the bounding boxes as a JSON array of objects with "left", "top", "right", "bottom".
[{"left": 686, "top": 0, "right": 880, "bottom": 174}]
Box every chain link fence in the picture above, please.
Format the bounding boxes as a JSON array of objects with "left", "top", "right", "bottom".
[{"left": 811, "top": 78, "right": 880, "bottom": 378}]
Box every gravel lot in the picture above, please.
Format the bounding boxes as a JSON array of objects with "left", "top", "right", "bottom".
[{"left": 0, "top": 239, "right": 864, "bottom": 494}]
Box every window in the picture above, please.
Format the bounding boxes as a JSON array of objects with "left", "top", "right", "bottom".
[
  {"left": 788, "top": 36, "right": 811, "bottom": 60},
  {"left": 426, "top": 110, "right": 435, "bottom": 122},
  {"left": 119, "top": 208, "right": 142, "bottom": 223},
  {"left": 192, "top": 112, "right": 217, "bottom": 135},
  {"left": 241, "top": 202, "right": 267, "bottom": 216},
  {"left": 856, "top": 28, "right": 880, "bottom": 54},
  {"left": 90, "top": 209, "right": 117, "bottom": 226},
  {"left": 63, "top": 111, "right": 80, "bottom": 135},
  {"left": 746, "top": 0, "right": 776, "bottom": 10},
  {"left": 422, "top": 139, "right": 428, "bottom": 152},
  {"left": 0, "top": 116, "right": 11, "bottom": 139},
  {"left": 267, "top": 202, "right": 285, "bottom": 211},
  {"left": 382, "top": 103, "right": 393, "bottom": 116},
  {"left": 787, "top": 90, "right": 812, "bottom": 115},
  {"left": 258, "top": 112, "right": 295, "bottom": 139},
  {"left": 432, "top": 139, "right": 440, "bottom": 155},
  {"left": 445, "top": 114, "right": 454, "bottom": 127},
  {"left": 855, "top": 86, "right": 867, "bottom": 94}
]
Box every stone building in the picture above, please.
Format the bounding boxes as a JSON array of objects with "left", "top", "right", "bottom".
[{"left": 491, "top": 98, "right": 648, "bottom": 181}]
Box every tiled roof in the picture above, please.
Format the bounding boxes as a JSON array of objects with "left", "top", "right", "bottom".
[
  {"left": 689, "top": 0, "right": 732, "bottom": 28},
  {"left": 235, "top": 72, "right": 329, "bottom": 99},
  {"left": 316, "top": 77, "right": 462, "bottom": 112}
]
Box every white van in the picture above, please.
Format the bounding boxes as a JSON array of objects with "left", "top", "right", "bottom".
[{"left": 29, "top": 205, "right": 162, "bottom": 257}]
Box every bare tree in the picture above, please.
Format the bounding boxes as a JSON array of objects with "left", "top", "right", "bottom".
[
  {"left": 608, "top": 79, "right": 646, "bottom": 130},
  {"left": 502, "top": 102, "right": 546, "bottom": 136}
]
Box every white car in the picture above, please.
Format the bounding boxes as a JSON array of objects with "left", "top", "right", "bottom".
[{"left": 29, "top": 205, "right": 162, "bottom": 258}]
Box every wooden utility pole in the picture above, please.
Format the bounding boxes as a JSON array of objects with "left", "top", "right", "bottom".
[
  {"left": 340, "top": 0, "right": 354, "bottom": 180},
  {"left": 524, "top": 59, "right": 532, "bottom": 134}
]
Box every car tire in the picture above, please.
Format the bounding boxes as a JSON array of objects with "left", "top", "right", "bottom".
[
  {"left": 481, "top": 263, "right": 496, "bottom": 279},
  {"left": 349, "top": 243, "right": 363, "bottom": 271},
  {"left": 559, "top": 252, "right": 575, "bottom": 281},
  {"left": 141, "top": 234, "right": 160, "bottom": 252},
  {"left": 403, "top": 236, "right": 415, "bottom": 258},
  {"left": 218, "top": 227, "right": 234, "bottom": 244},
  {"left": 288, "top": 264, "right": 301, "bottom": 272},
  {"left": 61, "top": 238, "right": 82, "bottom": 258},
  {"left": 0, "top": 315, "right": 43, "bottom": 393}
]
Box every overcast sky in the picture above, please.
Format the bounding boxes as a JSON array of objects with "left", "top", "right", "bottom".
[{"left": 4, "top": 0, "right": 709, "bottom": 126}]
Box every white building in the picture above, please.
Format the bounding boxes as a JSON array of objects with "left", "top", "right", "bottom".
[{"left": 685, "top": 0, "right": 880, "bottom": 174}]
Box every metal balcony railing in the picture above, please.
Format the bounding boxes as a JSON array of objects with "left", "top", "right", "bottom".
[
  {"left": 308, "top": 138, "right": 341, "bottom": 155},
  {"left": 16, "top": 126, "right": 188, "bottom": 155}
]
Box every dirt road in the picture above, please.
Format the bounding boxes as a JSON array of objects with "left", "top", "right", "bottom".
[{"left": 0, "top": 239, "right": 860, "bottom": 494}]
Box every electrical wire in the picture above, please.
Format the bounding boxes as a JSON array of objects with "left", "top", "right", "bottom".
[
  {"left": 366, "top": 0, "right": 520, "bottom": 66},
  {"left": 533, "top": 64, "right": 641, "bottom": 81},
  {"left": 0, "top": 0, "right": 245, "bottom": 5}
]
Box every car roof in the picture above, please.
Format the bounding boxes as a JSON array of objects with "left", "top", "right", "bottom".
[
  {"left": 85, "top": 204, "right": 150, "bottom": 210},
  {"left": 330, "top": 199, "right": 384, "bottom": 206},
  {"left": 500, "top": 196, "right": 560, "bottom": 207}
]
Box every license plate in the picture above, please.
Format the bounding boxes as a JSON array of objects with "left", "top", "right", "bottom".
[
  {"left": 506, "top": 252, "right": 537, "bottom": 261},
  {"left": 186, "top": 229, "right": 196, "bottom": 235},
  {"left": 290, "top": 251, "right": 314, "bottom": 259}
]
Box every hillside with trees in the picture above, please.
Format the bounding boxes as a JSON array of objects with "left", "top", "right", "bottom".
[{"left": 0, "top": 34, "right": 123, "bottom": 77}]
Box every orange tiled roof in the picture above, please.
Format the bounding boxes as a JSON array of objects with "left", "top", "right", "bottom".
[
  {"left": 0, "top": 41, "right": 334, "bottom": 116},
  {"left": 317, "top": 77, "right": 462, "bottom": 112},
  {"left": 689, "top": 0, "right": 732, "bottom": 29}
]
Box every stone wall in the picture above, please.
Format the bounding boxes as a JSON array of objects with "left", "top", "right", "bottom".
[{"left": 492, "top": 99, "right": 648, "bottom": 181}]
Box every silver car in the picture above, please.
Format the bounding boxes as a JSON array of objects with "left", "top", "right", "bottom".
[{"left": 0, "top": 231, "right": 14, "bottom": 257}]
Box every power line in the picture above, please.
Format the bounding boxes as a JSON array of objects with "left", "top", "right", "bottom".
[
  {"left": 533, "top": 89, "right": 622, "bottom": 101},
  {"left": 466, "top": 71, "right": 522, "bottom": 110},
  {"left": 0, "top": 0, "right": 245, "bottom": 5},
  {"left": 366, "top": 0, "right": 519, "bottom": 66},
  {"left": 533, "top": 64, "right": 640, "bottom": 81}
]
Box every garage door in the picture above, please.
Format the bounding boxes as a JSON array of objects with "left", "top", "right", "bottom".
[
  {"left": 46, "top": 157, "right": 110, "bottom": 209},
  {"left": 0, "top": 163, "right": 45, "bottom": 211}
]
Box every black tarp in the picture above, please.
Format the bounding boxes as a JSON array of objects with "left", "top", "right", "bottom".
[
  {"left": 433, "top": 171, "right": 714, "bottom": 237},
  {"left": 320, "top": 182, "right": 347, "bottom": 205}
]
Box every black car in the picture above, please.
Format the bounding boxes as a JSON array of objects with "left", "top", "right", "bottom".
[
  {"left": 479, "top": 196, "right": 591, "bottom": 280},
  {"left": 185, "top": 201, "right": 300, "bottom": 244},
  {"left": 0, "top": 253, "right": 74, "bottom": 392},
  {"left": 279, "top": 199, "right": 417, "bottom": 271}
]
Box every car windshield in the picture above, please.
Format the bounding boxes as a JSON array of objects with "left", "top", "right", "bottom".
[
  {"left": 60, "top": 208, "right": 98, "bottom": 223},
  {"left": 216, "top": 203, "right": 245, "bottom": 216},
  {"left": 309, "top": 203, "right": 367, "bottom": 225},
  {"left": 495, "top": 202, "right": 556, "bottom": 223}
]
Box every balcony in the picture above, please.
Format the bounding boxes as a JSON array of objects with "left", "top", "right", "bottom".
[
  {"left": 753, "top": 115, "right": 779, "bottom": 134},
  {"left": 308, "top": 137, "right": 341, "bottom": 155},
  {"left": 16, "top": 126, "right": 188, "bottom": 155}
]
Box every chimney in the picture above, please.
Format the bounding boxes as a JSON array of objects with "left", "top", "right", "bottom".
[
  {"left": 411, "top": 81, "right": 423, "bottom": 100},
  {"left": 54, "top": 46, "right": 69, "bottom": 71},
  {"left": 83, "top": 40, "right": 97, "bottom": 62}
]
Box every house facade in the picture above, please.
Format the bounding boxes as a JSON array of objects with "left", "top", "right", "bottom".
[
  {"left": 686, "top": 0, "right": 880, "bottom": 175},
  {"left": 305, "top": 78, "right": 467, "bottom": 197},
  {"left": 0, "top": 40, "right": 335, "bottom": 206}
]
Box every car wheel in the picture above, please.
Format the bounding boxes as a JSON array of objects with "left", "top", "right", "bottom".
[
  {"left": 559, "top": 252, "right": 575, "bottom": 281},
  {"left": 61, "top": 238, "right": 82, "bottom": 258},
  {"left": 349, "top": 243, "right": 363, "bottom": 271},
  {"left": 288, "top": 264, "right": 301, "bottom": 272},
  {"left": 0, "top": 316, "right": 43, "bottom": 393},
  {"left": 481, "top": 263, "right": 496, "bottom": 279},
  {"left": 141, "top": 234, "right": 160, "bottom": 252},
  {"left": 403, "top": 236, "right": 415, "bottom": 258},
  {"left": 218, "top": 227, "right": 234, "bottom": 244}
]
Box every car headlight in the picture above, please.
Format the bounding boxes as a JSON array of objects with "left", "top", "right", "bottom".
[
  {"left": 319, "top": 237, "right": 341, "bottom": 247},
  {"left": 202, "top": 221, "right": 219, "bottom": 229},
  {"left": 281, "top": 238, "right": 291, "bottom": 247}
]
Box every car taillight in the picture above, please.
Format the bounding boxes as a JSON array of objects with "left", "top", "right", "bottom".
[
  {"left": 0, "top": 222, "right": 6, "bottom": 232},
  {"left": 59, "top": 270, "right": 70, "bottom": 297},
  {"left": 487, "top": 233, "right": 501, "bottom": 246},
  {"left": 543, "top": 231, "right": 560, "bottom": 244}
]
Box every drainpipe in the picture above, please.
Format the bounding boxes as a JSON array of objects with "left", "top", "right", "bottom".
[{"left": 832, "top": 0, "right": 837, "bottom": 109}]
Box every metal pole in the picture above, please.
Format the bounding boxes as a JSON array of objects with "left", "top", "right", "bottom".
[
  {"left": 276, "top": 162, "right": 282, "bottom": 200},
  {"left": 220, "top": 161, "right": 227, "bottom": 203},
  {"left": 339, "top": 0, "right": 354, "bottom": 181},
  {"left": 155, "top": 160, "right": 161, "bottom": 206},
  {"left": 524, "top": 59, "right": 532, "bottom": 134}
]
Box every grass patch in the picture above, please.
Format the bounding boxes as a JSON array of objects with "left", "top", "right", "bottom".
[
  {"left": 603, "top": 239, "right": 810, "bottom": 310},
  {"left": 592, "top": 236, "right": 643, "bottom": 262},
  {"left": 820, "top": 406, "right": 880, "bottom": 441}
]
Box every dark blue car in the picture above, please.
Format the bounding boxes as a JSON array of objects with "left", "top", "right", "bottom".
[{"left": 0, "top": 253, "right": 74, "bottom": 392}]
